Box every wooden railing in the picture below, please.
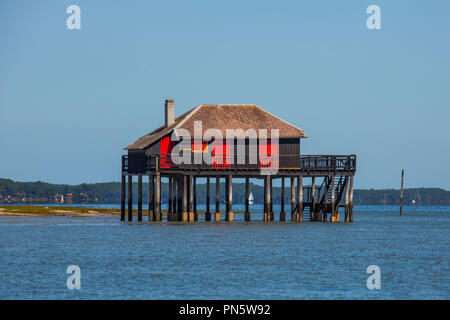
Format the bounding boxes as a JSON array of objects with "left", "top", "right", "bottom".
[{"left": 122, "top": 154, "right": 356, "bottom": 173}]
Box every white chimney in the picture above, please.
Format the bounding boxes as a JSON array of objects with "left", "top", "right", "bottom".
[{"left": 165, "top": 99, "right": 175, "bottom": 127}]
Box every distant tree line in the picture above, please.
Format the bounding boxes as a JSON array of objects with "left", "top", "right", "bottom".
[{"left": 0, "top": 178, "right": 449, "bottom": 206}]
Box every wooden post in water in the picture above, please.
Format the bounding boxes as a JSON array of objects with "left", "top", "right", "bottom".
[
  {"left": 400, "top": 169, "right": 404, "bottom": 216},
  {"left": 331, "top": 175, "right": 335, "bottom": 222},
  {"left": 205, "top": 177, "right": 211, "bottom": 221},
  {"left": 344, "top": 176, "right": 350, "bottom": 222},
  {"left": 215, "top": 176, "right": 220, "bottom": 222},
  {"left": 323, "top": 177, "right": 328, "bottom": 222},
  {"left": 193, "top": 177, "right": 198, "bottom": 221},
  {"left": 280, "top": 177, "right": 286, "bottom": 221},
  {"left": 349, "top": 175, "right": 354, "bottom": 222},
  {"left": 290, "top": 177, "right": 296, "bottom": 222},
  {"left": 264, "top": 175, "right": 270, "bottom": 222},
  {"left": 297, "top": 176, "right": 303, "bottom": 223},
  {"left": 148, "top": 174, "right": 154, "bottom": 221},
  {"left": 127, "top": 175, "right": 133, "bottom": 221},
  {"left": 168, "top": 177, "right": 173, "bottom": 221},
  {"left": 182, "top": 175, "right": 188, "bottom": 222},
  {"left": 173, "top": 177, "right": 178, "bottom": 221},
  {"left": 138, "top": 175, "right": 143, "bottom": 221},
  {"left": 270, "top": 177, "right": 274, "bottom": 221},
  {"left": 177, "top": 177, "right": 183, "bottom": 221},
  {"left": 120, "top": 174, "right": 125, "bottom": 221},
  {"left": 311, "top": 177, "right": 316, "bottom": 221},
  {"left": 245, "top": 177, "right": 250, "bottom": 221},
  {"left": 188, "top": 175, "right": 194, "bottom": 222},
  {"left": 226, "top": 175, "right": 233, "bottom": 222},
  {"left": 155, "top": 157, "right": 161, "bottom": 222}
]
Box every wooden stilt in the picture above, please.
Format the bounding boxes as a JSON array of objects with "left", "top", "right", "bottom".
[
  {"left": 215, "top": 176, "right": 220, "bottom": 222},
  {"left": 193, "top": 177, "right": 198, "bottom": 221},
  {"left": 280, "top": 177, "right": 286, "bottom": 221},
  {"left": 269, "top": 177, "right": 274, "bottom": 221},
  {"left": 344, "top": 176, "right": 350, "bottom": 222},
  {"left": 127, "top": 175, "right": 133, "bottom": 221},
  {"left": 297, "top": 176, "right": 303, "bottom": 223},
  {"left": 290, "top": 177, "right": 296, "bottom": 222},
  {"left": 182, "top": 175, "right": 188, "bottom": 222},
  {"left": 120, "top": 174, "right": 125, "bottom": 221},
  {"left": 178, "top": 177, "right": 183, "bottom": 221},
  {"left": 168, "top": 177, "right": 173, "bottom": 221},
  {"left": 188, "top": 175, "right": 194, "bottom": 222},
  {"left": 205, "top": 177, "right": 211, "bottom": 221},
  {"left": 138, "top": 175, "right": 143, "bottom": 221},
  {"left": 331, "top": 175, "right": 336, "bottom": 222},
  {"left": 226, "top": 175, "right": 233, "bottom": 222},
  {"left": 155, "top": 160, "right": 161, "bottom": 222},
  {"left": 323, "top": 177, "right": 328, "bottom": 222},
  {"left": 264, "top": 175, "right": 270, "bottom": 222},
  {"left": 311, "top": 177, "right": 316, "bottom": 221},
  {"left": 148, "top": 174, "right": 154, "bottom": 221},
  {"left": 245, "top": 177, "right": 250, "bottom": 221},
  {"left": 349, "top": 175, "right": 354, "bottom": 222}
]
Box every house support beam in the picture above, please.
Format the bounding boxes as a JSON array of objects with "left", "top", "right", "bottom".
[
  {"left": 264, "top": 175, "right": 271, "bottom": 222},
  {"left": 311, "top": 177, "right": 316, "bottom": 221},
  {"left": 215, "top": 176, "right": 220, "bottom": 222},
  {"left": 155, "top": 163, "right": 161, "bottom": 222},
  {"left": 349, "top": 175, "right": 354, "bottom": 222},
  {"left": 168, "top": 177, "right": 173, "bottom": 221},
  {"left": 138, "top": 175, "right": 143, "bottom": 221},
  {"left": 193, "top": 177, "right": 198, "bottom": 221},
  {"left": 297, "top": 176, "right": 303, "bottom": 223},
  {"left": 290, "top": 177, "right": 296, "bottom": 222},
  {"left": 226, "top": 175, "right": 233, "bottom": 222},
  {"left": 205, "top": 177, "right": 211, "bottom": 221},
  {"left": 148, "top": 174, "right": 154, "bottom": 221},
  {"left": 182, "top": 175, "right": 188, "bottom": 222},
  {"left": 331, "top": 175, "right": 336, "bottom": 222},
  {"left": 120, "top": 174, "right": 125, "bottom": 221},
  {"left": 245, "top": 177, "right": 250, "bottom": 221},
  {"left": 127, "top": 175, "right": 133, "bottom": 221},
  {"left": 280, "top": 177, "right": 286, "bottom": 221},
  {"left": 344, "top": 176, "right": 350, "bottom": 222},
  {"left": 188, "top": 175, "right": 194, "bottom": 222}
]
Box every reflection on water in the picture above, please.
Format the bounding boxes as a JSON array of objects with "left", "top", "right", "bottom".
[{"left": 0, "top": 206, "right": 448, "bottom": 299}]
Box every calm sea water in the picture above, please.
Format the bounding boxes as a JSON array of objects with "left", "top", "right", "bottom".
[{"left": 0, "top": 205, "right": 448, "bottom": 300}]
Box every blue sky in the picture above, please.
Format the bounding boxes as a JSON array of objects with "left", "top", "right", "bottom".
[{"left": 1, "top": 0, "right": 449, "bottom": 189}]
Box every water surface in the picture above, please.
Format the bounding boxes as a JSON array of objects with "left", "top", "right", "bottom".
[{"left": 0, "top": 205, "right": 448, "bottom": 299}]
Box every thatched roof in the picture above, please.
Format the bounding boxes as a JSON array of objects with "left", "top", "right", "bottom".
[{"left": 125, "top": 104, "right": 307, "bottom": 150}]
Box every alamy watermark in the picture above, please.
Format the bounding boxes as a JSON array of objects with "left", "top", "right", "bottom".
[
  {"left": 66, "top": 5, "right": 81, "bottom": 30},
  {"left": 366, "top": 265, "right": 381, "bottom": 290},
  {"left": 66, "top": 265, "right": 81, "bottom": 289}
]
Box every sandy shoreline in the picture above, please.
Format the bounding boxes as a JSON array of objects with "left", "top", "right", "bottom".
[{"left": 0, "top": 206, "right": 120, "bottom": 217}]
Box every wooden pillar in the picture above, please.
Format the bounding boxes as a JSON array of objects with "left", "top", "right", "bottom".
[
  {"left": 297, "top": 176, "right": 303, "bottom": 223},
  {"left": 205, "top": 177, "right": 211, "bottom": 221},
  {"left": 155, "top": 159, "right": 161, "bottom": 222},
  {"left": 400, "top": 169, "right": 404, "bottom": 216},
  {"left": 269, "top": 177, "right": 274, "bottom": 221},
  {"left": 172, "top": 177, "right": 178, "bottom": 221},
  {"left": 120, "top": 174, "right": 125, "bottom": 221},
  {"left": 215, "top": 176, "right": 220, "bottom": 222},
  {"left": 344, "top": 176, "right": 350, "bottom": 222},
  {"left": 349, "top": 175, "right": 354, "bottom": 222},
  {"left": 148, "top": 174, "right": 154, "bottom": 221},
  {"left": 188, "top": 175, "right": 194, "bottom": 222},
  {"left": 177, "top": 177, "right": 183, "bottom": 221},
  {"left": 193, "top": 177, "right": 198, "bottom": 221},
  {"left": 280, "top": 177, "right": 286, "bottom": 221},
  {"left": 331, "top": 175, "right": 336, "bottom": 222},
  {"left": 245, "top": 177, "right": 250, "bottom": 221},
  {"left": 138, "top": 175, "right": 143, "bottom": 221},
  {"left": 323, "top": 178, "right": 328, "bottom": 222},
  {"left": 127, "top": 175, "right": 133, "bottom": 221},
  {"left": 168, "top": 177, "right": 173, "bottom": 221},
  {"left": 264, "top": 175, "right": 270, "bottom": 222},
  {"left": 290, "top": 177, "right": 296, "bottom": 222},
  {"left": 311, "top": 177, "right": 316, "bottom": 221},
  {"left": 226, "top": 175, "right": 233, "bottom": 222},
  {"left": 182, "top": 175, "right": 188, "bottom": 222}
]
